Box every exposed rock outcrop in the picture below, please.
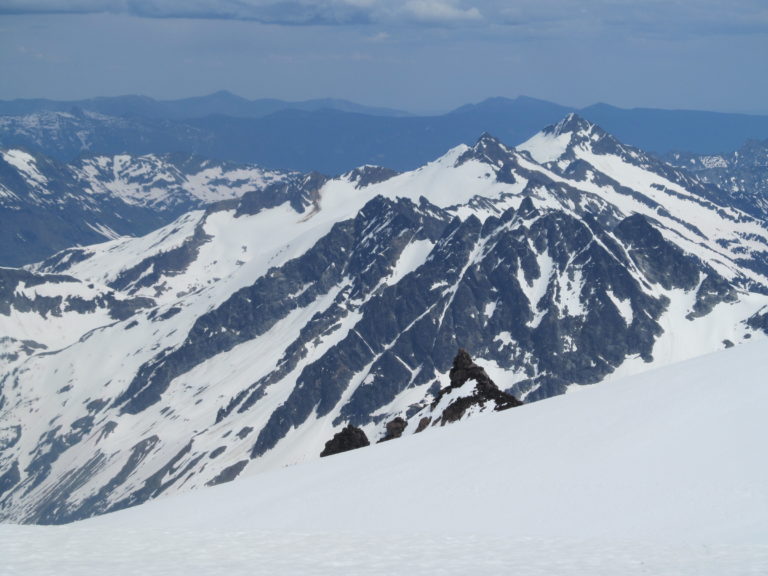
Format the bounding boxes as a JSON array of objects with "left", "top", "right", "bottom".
[
  {"left": 431, "top": 349, "right": 523, "bottom": 426},
  {"left": 320, "top": 425, "right": 370, "bottom": 457},
  {"left": 378, "top": 417, "right": 407, "bottom": 443}
]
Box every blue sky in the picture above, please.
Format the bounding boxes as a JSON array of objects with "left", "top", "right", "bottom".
[{"left": 1, "top": 0, "right": 767, "bottom": 113}]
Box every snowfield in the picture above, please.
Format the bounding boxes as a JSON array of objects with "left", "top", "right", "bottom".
[{"left": 2, "top": 340, "right": 767, "bottom": 575}]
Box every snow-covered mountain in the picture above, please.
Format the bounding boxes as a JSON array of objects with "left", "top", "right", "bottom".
[
  {"left": 1, "top": 114, "right": 767, "bottom": 524},
  {"left": 665, "top": 138, "right": 768, "bottom": 221},
  {"left": 2, "top": 340, "right": 767, "bottom": 575},
  {"left": 0, "top": 108, "right": 212, "bottom": 164},
  {"left": 70, "top": 153, "right": 289, "bottom": 214},
  {"left": 0, "top": 148, "right": 289, "bottom": 266}
]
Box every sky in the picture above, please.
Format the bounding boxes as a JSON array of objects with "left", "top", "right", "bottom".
[{"left": 0, "top": 0, "right": 767, "bottom": 114}]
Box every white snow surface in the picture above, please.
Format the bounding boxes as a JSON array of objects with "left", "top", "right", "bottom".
[
  {"left": 1, "top": 150, "right": 48, "bottom": 187},
  {"left": 517, "top": 129, "right": 572, "bottom": 164},
  {"left": 74, "top": 154, "right": 289, "bottom": 209},
  {"left": 2, "top": 341, "right": 767, "bottom": 575}
]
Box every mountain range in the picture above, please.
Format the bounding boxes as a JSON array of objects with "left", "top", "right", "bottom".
[
  {"left": 0, "top": 91, "right": 411, "bottom": 120},
  {"left": 0, "top": 150, "right": 290, "bottom": 267},
  {"left": 3, "top": 93, "right": 768, "bottom": 174},
  {"left": 665, "top": 139, "right": 768, "bottom": 222},
  {"left": 1, "top": 113, "right": 766, "bottom": 524}
]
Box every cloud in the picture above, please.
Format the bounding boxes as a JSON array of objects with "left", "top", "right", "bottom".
[
  {"left": 368, "top": 31, "right": 391, "bottom": 42},
  {"left": 0, "top": 0, "right": 106, "bottom": 15},
  {"left": 0, "top": 0, "right": 486, "bottom": 26},
  {"left": 400, "top": 1, "right": 482, "bottom": 24},
  {"left": 493, "top": 0, "right": 768, "bottom": 37},
  {"left": 0, "top": 1, "right": 369, "bottom": 24},
  {"left": 1, "top": 0, "right": 766, "bottom": 35}
]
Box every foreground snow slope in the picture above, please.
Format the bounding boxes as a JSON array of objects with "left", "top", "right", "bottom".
[{"left": 2, "top": 341, "right": 767, "bottom": 575}]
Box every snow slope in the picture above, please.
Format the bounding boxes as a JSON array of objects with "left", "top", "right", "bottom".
[
  {"left": 73, "top": 153, "right": 289, "bottom": 211},
  {"left": 2, "top": 341, "right": 767, "bottom": 575}
]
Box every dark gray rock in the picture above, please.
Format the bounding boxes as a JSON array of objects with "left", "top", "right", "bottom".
[
  {"left": 432, "top": 350, "right": 522, "bottom": 426},
  {"left": 378, "top": 417, "right": 407, "bottom": 443},
  {"left": 343, "top": 165, "right": 399, "bottom": 189},
  {"left": 209, "top": 446, "right": 226, "bottom": 459},
  {"left": 320, "top": 425, "right": 370, "bottom": 457},
  {"left": 686, "top": 273, "right": 738, "bottom": 319},
  {"left": 614, "top": 214, "right": 701, "bottom": 291},
  {"left": 236, "top": 172, "right": 328, "bottom": 216},
  {"left": 206, "top": 460, "right": 249, "bottom": 487},
  {"left": 747, "top": 309, "right": 768, "bottom": 334},
  {"left": 0, "top": 460, "right": 20, "bottom": 493}
]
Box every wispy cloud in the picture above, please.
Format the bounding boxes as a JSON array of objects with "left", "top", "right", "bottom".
[
  {"left": 367, "top": 31, "right": 390, "bottom": 42},
  {"left": 0, "top": 0, "right": 483, "bottom": 26},
  {"left": 400, "top": 1, "right": 482, "bottom": 24},
  {"left": 15, "top": 44, "right": 61, "bottom": 63},
  {"left": 493, "top": 0, "right": 768, "bottom": 37},
  {"left": 1, "top": 0, "right": 766, "bottom": 35},
  {"left": 0, "top": 1, "right": 361, "bottom": 24}
]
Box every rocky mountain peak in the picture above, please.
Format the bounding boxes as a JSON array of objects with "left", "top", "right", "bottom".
[
  {"left": 459, "top": 132, "right": 513, "bottom": 164},
  {"left": 516, "top": 113, "right": 618, "bottom": 168},
  {"left": 549, "top": 112, "right": 596, "bottom": 137},
  {"left": 454, "top": 132, "right": 521, "bottom": 184},
  {"left": 515, "top": 196, "right": 539, "bottom": 220}
]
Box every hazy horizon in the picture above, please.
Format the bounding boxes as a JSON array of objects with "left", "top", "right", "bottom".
[
  {"left": 1, "top": 2, "right": 767, "bottom": 115},
  {"left": 3, "top": 89, "right": 768, "bottom": 118}
]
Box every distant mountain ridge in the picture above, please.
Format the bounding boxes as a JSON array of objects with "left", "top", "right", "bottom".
[
  {"left": 664, "top": 139, "right": 768, "bottom": 221},
  {"left": 0, "top": 91, "right": 411, "bottom": 120},
  {"left": 2, "top": 94, "right": 768, "bottom": 174},
  {"left": 0, "top": 149, "right": 289, "bottom": 266}
]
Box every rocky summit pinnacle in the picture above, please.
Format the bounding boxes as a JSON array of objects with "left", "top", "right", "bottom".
[
  {"left": 409, "top": 350, "right": 524, "bottom": 430},
  {"left": 444, "top": 349, "right": 523, "bottom": 410},
  {"left": 550, "top": 112, "right": 595, "bottom": 136}
]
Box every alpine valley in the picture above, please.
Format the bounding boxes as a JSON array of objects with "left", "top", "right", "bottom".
[{"left": 1, "top": 113, "right": 767, "bottom": 525}]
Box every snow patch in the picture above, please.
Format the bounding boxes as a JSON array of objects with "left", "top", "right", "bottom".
[
  {"left": 387, "top": 239, "right": 433, "bottom": 285},
  {"left": 606, "top": 289, "right": 634, "bottom": 325},
  {"left": 2, "top": 149, "right": 48, "bottom": 187},
  {"left": 517, "top": 130, "right": 572, "bottom": 164}
]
